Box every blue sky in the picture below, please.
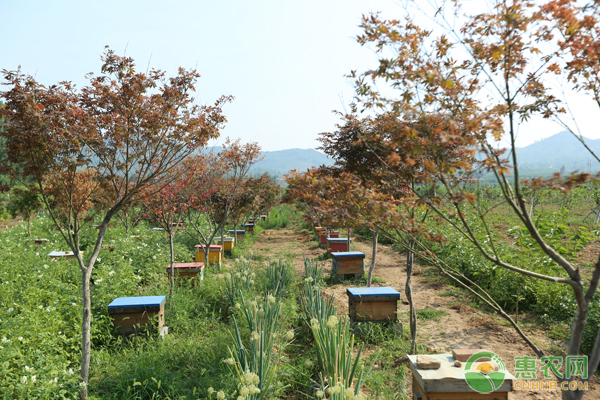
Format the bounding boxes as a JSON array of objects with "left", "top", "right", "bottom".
[
  {"left": 1, "top": 0, "right": 402, "bottom": 151},
  {"left": 2, "top": 0, "right": 597, "bottom": 152}
]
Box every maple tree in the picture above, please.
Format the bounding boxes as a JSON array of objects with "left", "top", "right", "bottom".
[
  {"left": 352, "top": 1, "right": 600, "bottom": 396},
  {"left": 185, "top": 139, "right": 262, "bottom": 260},
  {"left": 140, "top": 160, "right": 212, "bottom": 306},
  {"left": 0, "top": 48, "right": 230, "bottom": 398},
  {"left": 319, "top": 111, "right": 410, "bottom": 286}
]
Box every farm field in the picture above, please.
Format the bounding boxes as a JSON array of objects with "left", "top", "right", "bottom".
[{"left": 1, "top": 203, "right": 599, "bottom": 399}]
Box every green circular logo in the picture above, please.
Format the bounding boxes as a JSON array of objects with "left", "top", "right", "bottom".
[{"left": 464, "top": 351, "right": 507, "bottom": 394}]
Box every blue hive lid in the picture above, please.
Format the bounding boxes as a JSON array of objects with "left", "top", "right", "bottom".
[
  {"left": 245, "top": 223, "right": 254, "bottom": 226},
  {"left": 327, "top": 238, "right": 350, "bottom": 243},
  {"left": 346, "top": 287, "right": 400, "bottom": 297},
  {"left": 228, "top": 230, "right": 246, "bottom": 233},
  {"left": 331, "top": 251, "right": 365, "bottom": 259},
  {"left": 108, "top": 296, "right": 166, "bottom": 308}
]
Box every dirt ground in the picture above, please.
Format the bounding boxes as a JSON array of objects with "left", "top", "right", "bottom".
[{"left": 252, "top": 226, "right": 600, "bottom": 400}]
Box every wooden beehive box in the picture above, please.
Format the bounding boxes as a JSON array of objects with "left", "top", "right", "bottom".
[
  {"left": 260, "top": 214, "right": 267, "bottom": 221},
  {"left": 228, "top": 229, "right": 246, "bottom": 241},
  {"left": 166, "top": 262, "right": 205, "bottom": 283},
  {"left": 408, "top": 354, "right": 514, "bottom": 400},
  {"left": 107, "top": 295, "right": 166, "bottom": 336},
  {"left": 331, "top": 251, "right": 364, "bottom": 279},
  {"left": 33, "top": 238, "right": 49, "bottom": 245},
  {"left": 245, "top": 223, "right": 255, "bottom": 233},
  {"left": 195, "top": 244, "right": 223, "bottom": 267},
  {"left": 346, "top": 287, "right": 400, "bottom": 322},
  {"left": 213, "top": 236, "right": 235, "bottom": 252},
  {"left": 48, "top": 251, "right": 83, "bottom": 260},
  {"left": 319, "top": 230, "right": 340, "bottom": 248},
  {"left": 315, "top": 226, "right": 326, "bottom": 236},
  {"left": 319, "top": 231, "right": 328, "bottom": 248},
  {"left": 327, "top": 237, "right": 351, "bottom": 253}
]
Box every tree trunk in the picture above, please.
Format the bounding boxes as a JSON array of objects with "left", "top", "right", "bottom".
[
  {"left": 406, "top": 238, "right": 417, "bottom": 354},
  {"left": 27, "top": 215, "right": 31, "bottom": 237},
  {"left": 347, "top": 228, "right": 351, "bottom": 252},
  {"left": 124, "top": 212, "right": 130, "bottom": 235},
  {"left": 233, "top": 223, "right": 237, "bottom": 246},
  {"left": 168, "top": 233, "right": 175, "bottom": 311},
  {"left": 367, "top": 228, "right": 379, "bottom": 287},
  {"left": 79, "top": 267, "right": 92, "bottom": 399}
]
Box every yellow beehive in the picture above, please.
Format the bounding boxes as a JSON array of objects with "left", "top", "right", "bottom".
[{"left": 194, "top": 245, "right": 223, "bottom": 267}]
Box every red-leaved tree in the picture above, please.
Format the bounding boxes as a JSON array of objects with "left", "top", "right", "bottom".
[{"left": 0, "top": 48, "right": 231, "bottom": 398}]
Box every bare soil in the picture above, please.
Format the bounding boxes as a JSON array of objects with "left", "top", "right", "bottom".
[{"left": 252, "top": 226, "right": 600, "bottom": 399}]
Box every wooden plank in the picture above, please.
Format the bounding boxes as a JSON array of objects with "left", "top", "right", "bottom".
[
  {"left": 423, "top": 380, "right": 513, "bottom": 394},
  {"left": 413, "top": 376, "right": 427, "bottom": 400},
  {"left": 110, "top": 309, "right": 164, "bottom": 335},
  {"left": 108, "top": 305, "right": 163, "bottom": 314},
  {"left": 348, "top": 295, "right": 401, "bottom": 302},
  {"left": 413, "top": 374, "right": 508, "bottom": 400},
  {"left": 351, "top": 300, "right": 397, "bottom": 321},
  {"left": 336, "top": 260, "right": 364, "bottom": 275}
]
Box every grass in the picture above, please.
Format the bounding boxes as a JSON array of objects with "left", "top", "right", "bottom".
[{"left": 415, "top": 309, "right": 449, "bottom": 322}]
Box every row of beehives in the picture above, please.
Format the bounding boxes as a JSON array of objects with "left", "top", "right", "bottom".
[
  {"left": 312, "top": 226, "right": 517, "bottom": 399},
  {"left": 312, "top": 225, "right": 402, "bottom": 326},
  {"left": 33, "top": 214, "right": 267, "bottom": 336}
]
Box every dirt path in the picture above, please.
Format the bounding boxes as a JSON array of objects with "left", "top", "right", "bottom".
[{"left": 252, "top": 226, "right": 599, "bottom": 399}]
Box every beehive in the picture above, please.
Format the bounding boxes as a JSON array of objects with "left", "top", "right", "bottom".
[
  {"left": 195, "top": 244, "right": 223, "bottom": 267},
  {"left": 408, "top": 354, "right": 514, "bottom": 400},
  {"left": 166, "top": 262, "right": 205, "bottom": 283},
  {"left": 327, "top": 237, "right": 351, "bottom": 253},
  {"left": 48, "top": 251, "right": 83, "bottom": 260},
  {"left": 331, "top": 251, "right": 364, "bottom": 279},
  {"left": 319, "top": 230, "right": 340, "bottom": 248},
  {"left": 33, "top": 238, "right": 49, "bottom": 245},
  {"left": 107, "top": 295, "right": 166, "bottom": 336},
  {"left": 346, "top": 287, "right": 400, "bottom": 322},
  {"left": 228, "top": 229, "right": 246, "bottom": 241},
  {"left": 245, "top": 223, "right": 254, "bottom": 233},
  {"left": 213, "top": 236, "right": 235, "bottom": 252}
]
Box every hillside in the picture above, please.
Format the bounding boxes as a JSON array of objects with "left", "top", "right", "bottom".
[
  {"left": 204, "top": 147, "right": 333, "bottom": 176},
  {"left": 516, "top": 131, "right": 600, "bottom": 173}
]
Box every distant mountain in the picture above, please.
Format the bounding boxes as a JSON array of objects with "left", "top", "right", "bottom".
[
  {"left": 204, "top": 147, "right": 333, "bottom": 176},
  {"left": 515, "top": 131, "right": 600, "bottom": 173},
  {"left": 253, "top": 148, "right": 333, "bottom": 175}
]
